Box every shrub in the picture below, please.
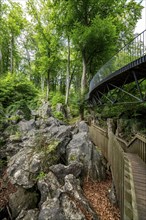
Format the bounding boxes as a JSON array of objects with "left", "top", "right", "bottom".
[
  {"left": 68, "top": 91, "right": 80, "bottom": 117},
  {"left": 50, "top": 91, "right": 65, "bottom": 108},
  {"left": 0, "top": 73, "right": 39, "bottom": 122},
  {"left": 0, "top": 73, "right": 38, "bottom": 109},
  {"left": 53, "top": 111, "right": 64, "bottom": 121}
]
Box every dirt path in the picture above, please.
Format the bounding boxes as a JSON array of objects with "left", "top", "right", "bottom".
[{"left": 83, "top": 178, "right": 120, "bottom": 220}]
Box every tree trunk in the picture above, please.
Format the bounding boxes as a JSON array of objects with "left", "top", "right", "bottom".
[
  {"left": 51, "top": 78, "right": 56, "bottom": 92},
  {"left": 10, "top": 33, "right": 14, "bottom": 74},
  {"left": 0, "top": 48, "right": 3, "bottom": 74},
  {"left": 80, "top": 51, "right": 87, "bottom": 120},
  {"left": 0, "top": 2, "right": 2, "bottom": 74},
  {"left": 65, "top": 36, "right": 71, "bottom": 105},
  {"left": 41, "top": 75, "right": 45, "bottom": 92},
  {"left": 46, "top": 70, "right": 50, "bottom": 100},
  {"left": 81, "top": 51, "right": 87, "bottom": 95}
]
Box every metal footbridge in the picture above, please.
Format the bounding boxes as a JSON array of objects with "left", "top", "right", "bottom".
[
  {"left": 87, "top": 30, "right": 146, "bottom": 220},
  {"left": 86, "top": 30, "right": 146, "bottom": 105}
]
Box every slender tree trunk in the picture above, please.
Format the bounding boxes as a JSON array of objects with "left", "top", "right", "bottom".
[
  {"left": 41, "top": 75, "right": 45, "bottom": 92},
  {"left": 65, "top": 36, "right": 71, "bottom": 105},
  {"left": 46, "top": 70, "right": 50, "bottom": 100},
  {"left": 51, "top": 78, "right": 56, "bottom": 92},
  {"left": 25, "top": 44, "right": 32, "bottom": 74},
  {"left": 81, "top": 51, "right": 87, "bottom": 95},
  {"left": 10, "top": 33, "right": 14, "bottom": 74},
  {"left": 80, "top": 51, "right": 87, "bottom": 120},
  {"left": 0, "top": 2, "right": 2, "bottom": 74},
  {"left": 0, "top": 48, "right": 3, "bottom": 74}
]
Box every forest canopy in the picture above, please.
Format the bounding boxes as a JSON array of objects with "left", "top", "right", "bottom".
[{"left": 0, "top": 0, "right": 144, "bottom": 120}]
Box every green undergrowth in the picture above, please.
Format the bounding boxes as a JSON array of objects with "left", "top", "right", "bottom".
[
  {"left": 90, "top": 102, "right": 146, "bottom": 138},
  {"left": 35, "top": 135, "right": 60, "bottom": 172}
]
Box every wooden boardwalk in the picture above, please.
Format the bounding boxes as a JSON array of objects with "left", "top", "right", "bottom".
[
  {"left": 127, "top": 153, "right": 146, "bottom": 220},
  {"left": 89, "top": 124, "right": 146, "bottom": 220}
]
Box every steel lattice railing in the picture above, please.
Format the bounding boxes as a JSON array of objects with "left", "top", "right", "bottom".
[{"left": 89, "top": 29, "right": 146, "bottom": 93}]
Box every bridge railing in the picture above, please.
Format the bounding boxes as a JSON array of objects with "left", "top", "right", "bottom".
[{"left": 90, "top": 29, "right": 146, "bottom": 93}]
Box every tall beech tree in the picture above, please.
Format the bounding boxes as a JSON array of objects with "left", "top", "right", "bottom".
[
  {"left": 55, "top": 0, "right": 143, "bottom": 95},
  {"left": 26, "top": 0, "right": 61, "bottom": 99},
  {"left": 0, "top": 0, "right": 25, "bottom": 74},
  {"left": 0, "top": 0, "right": 143, "bottom": 108}
]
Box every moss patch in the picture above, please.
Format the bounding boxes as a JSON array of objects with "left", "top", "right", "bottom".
[{"left": 69, "top": 154, "right": 78, "bottom": 162}]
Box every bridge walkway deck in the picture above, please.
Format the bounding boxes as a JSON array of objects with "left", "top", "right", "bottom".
[{"left": 127, "top": 153, "right": 146, "bottom": 220}]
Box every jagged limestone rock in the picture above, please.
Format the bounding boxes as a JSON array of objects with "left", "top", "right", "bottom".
[
  {"left": 38, "top": 198, "right": 65, "bottom": 220},
  {"left": 37, "top": 172, "right": 61, "bottom": 206},
  {"left": 4, "top": 111, "right": 106, "bottom": 220},
  {"left": 78, "top": 121, "right": 89, "bottom": 133},
  {"left": 7, "top": 148, "right": 43, "bottom": 188},
  {"left": 38, "top": 173, "right": 99, "bottom": 220},
  {"left": 16, "top": 209, "right": 39, "bottom": 220},
  {"left": 49, "top": 162, "right": 83, "bottom": 184},
  {"left": 9, "top": 187, "right": 39, "bottom": 218}
]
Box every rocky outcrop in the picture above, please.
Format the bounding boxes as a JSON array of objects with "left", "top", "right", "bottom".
[
  {"left": 38, "top": 173, "right": 99, "bottom": 220},
  {"left": 16, "top": 209, "right": 39, "bottom": 220},
  {"left": 32, "top": 101, "right": 52, "bottom": 119},
  {"left": 0, "top": 104, "right": 107, "bottom": 219},
  {"left": 49, "top": 162, "right": 83, "bottom": 184},
  {"left": 66, "top": 129, "right": 106, "bottom": 180},
  {"left": 7, "top": 148, "right": 44, "bottom": 188},
  {"left": 9, "top": 187, "right": 39, "bottom": 219}
]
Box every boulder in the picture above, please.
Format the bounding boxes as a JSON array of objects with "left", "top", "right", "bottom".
[
  {"left": 37, "top": 172, "right": 61, "bottom": 206},
  {"left": 56, "top": 125, "right": 71, "bottom": 140},
  {"left": 61, "top": 194, "right": 86, "bottom": 220},
  {"left": 9, "top": 187, "right": 39, "bottom": 219},
  {"left": 38, "top": 173, "right": 99, "bottom": 220},
  {"left": 66, "top": 132, "right": 106, "bottom": 181},
  {"left": 108, "top": 182, "right": 118, "bottom": 206},
  {"left": 7, "top": 148, "right": 44, "bottom": 188},
  {"left": 67, "top": 132, "right": 91, "bottom": 174},
  {"left": 38, "top": 198, "right": 65, "bottom": 220},
  {"left": 5, "top": 142, "right": 21, "bottom": 158},
  {"left": 49, "top": 162, "right": 83, "bottom": 184},
  {"left": 18, "top": 119, "right": 36, "bottom": 134},
  {"left": 35, "top": 116, "right": 60, "bottom": 130},
  {"left": 16, "top": 209, "right": 39, "bottom": 220},
  {"left": 63, "top": 174, "right": 99, "bottom": 220},
  {"left": 78, "top": 121, "right": 89, "bottom": 133},
  {"left": 56, "top": 103, "right": 67, "bottom": 118},
  {"left": 37, "top": 101, "right": 52, "bottom": 119}
]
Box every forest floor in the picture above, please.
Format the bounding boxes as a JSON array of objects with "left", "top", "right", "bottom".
[
  {"left": 0, "top": 170, "right": 16, "bottom": 211},
  {"left": 83, "top": 177, "right": 121, "bottom": 220}
]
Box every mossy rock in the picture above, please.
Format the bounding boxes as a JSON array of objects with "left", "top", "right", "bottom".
[
  {"left": 69, "top": 154, "right": 78, "bottom": 162},
  {"left": 36, "top": 140, "right": 60, "bottom": 172},
  {"left": 4, "top": 124, "right": 19, "bottom": 137},
  {"left": 0, "top": 137, "right": 6, "bottom": 148}
]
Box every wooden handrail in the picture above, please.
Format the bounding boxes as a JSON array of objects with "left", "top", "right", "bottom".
[
  {"left": 91, "top": 123, "right": 107, "bottom": 134},
  {"left": 91, "top": 123, "right": 146, "bottom": 152}
]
